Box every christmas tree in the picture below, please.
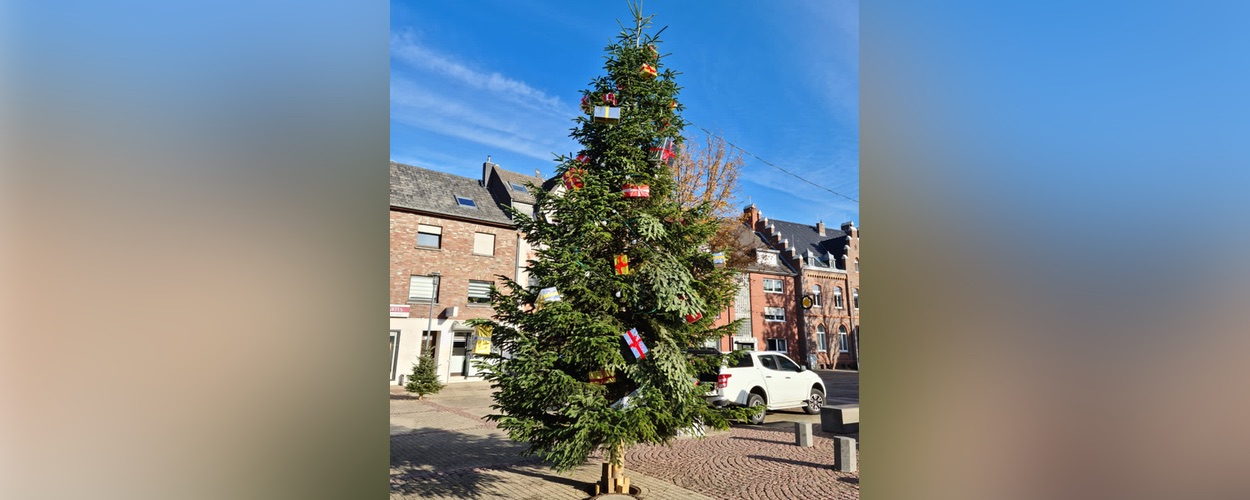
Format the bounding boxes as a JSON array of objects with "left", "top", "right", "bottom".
[
  {"left": 404, "top": 353, "right": 444, "bottom": 400},
  {"left": 471, "top": 4, "right": 745, "bottom": 494}
]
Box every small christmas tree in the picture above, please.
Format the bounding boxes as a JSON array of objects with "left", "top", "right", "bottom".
[
  {"left": 404, "top": 353, "right": 444, "bottom": 400},
  {"left": 471, "top": 3, "right": 746, "bottom": 495}
]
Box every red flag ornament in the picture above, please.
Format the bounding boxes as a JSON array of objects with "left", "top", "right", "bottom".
[
  {"left": 563, "top": 168, "right": 585, "bottom": 191},
  {"left": 614, "top": 254, "right": 631, "bottom": 275},
  {"left": 623, "top": 328, "right": 649, "bottom": 360},
  {"left": 622, "top": 184, "right": 650, "bottom": 198}
]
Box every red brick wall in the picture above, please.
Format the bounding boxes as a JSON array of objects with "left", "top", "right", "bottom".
[
  {"left": 390, "top": 210, "right": 518, "bottom": 320},
  {"left": 749, "top": 273, "right": 799, "bottom": 357}
]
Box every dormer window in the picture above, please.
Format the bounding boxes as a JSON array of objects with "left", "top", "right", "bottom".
[
  {"left": 509, "top": 182, "right": 529, "bottom": 193},
  {"left": 455, "top": 195, "right": 478, "bottom": 208}
]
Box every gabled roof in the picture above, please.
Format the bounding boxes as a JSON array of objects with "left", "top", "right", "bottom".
[
  {"left": 767, "top": 219, "right": 849, "bottom": 269},
  {"left": 491, "top": 165, "right": 544, "bottom": 205},
  {"left": 730, "top": 223, "right": 796, "bottom": 276},
  {"left": 389, "top": 161, "right": 514, "bottom": 226}
]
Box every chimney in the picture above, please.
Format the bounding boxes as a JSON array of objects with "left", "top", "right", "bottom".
[
  {"left": 482, "top": 156, "right": 495, "bottom": 186},
  {"left": 841, "top": 220, "right": 856, "bottom": 237},
  {"left": 743, "top": 204, "right": 760, "bottom": 229},
  {"left": 816, "top": 220, "right": 826, "bottom": 236}
]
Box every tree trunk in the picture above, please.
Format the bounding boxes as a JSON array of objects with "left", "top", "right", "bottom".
[{"left": 600, "top": 441, "right": 630, "bottom": 494}]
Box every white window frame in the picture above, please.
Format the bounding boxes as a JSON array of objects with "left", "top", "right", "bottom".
[
  {"left": 416, "top": 224, "right": 442, "bottom": 249},
  {"left": 762, "top": 278, "right": 783, "bottom": 294},
  {"left": 838, "top": 325, "right": 849, "bottom": 352},
  {"left": 766, "top": 338, "right": 787, "bottom": 352},
  {"left": 834, "top": 287, "right": 844, "bottom": 309},
  {"left": 853, "top": 288, "right": 859, "bottom": 309},
  {"left": 467, "top": 280, "right": 493, "bottom": 304},
  {"left": 816, "top": 325, "right": 827, "bottom": 352},
  {"left": 408, "top": 275, "right": 439, "bottom": 303},
  {"left": 855, "top": 258, "right": 860, "bottom": 273},
  {"left": 763, "top": 306, "right": 785, "bottom": 322},
  {"left": 473, "top": 232, "right": 495, "bottom": 256},
  {"left": 812, "top": 285, "right": 822, "bottom": 307}
]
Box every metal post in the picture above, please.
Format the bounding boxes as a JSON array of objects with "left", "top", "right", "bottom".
[{"left": 425, "top": 272, "right": 441, "bottom": 378}]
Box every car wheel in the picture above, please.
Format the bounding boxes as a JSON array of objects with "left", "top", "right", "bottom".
[
  {"left": 803, "top": 388, "right": 824, "bottom": 415},
  {"left": 745, "top": 393, "right": 766, "bottom": 425}
]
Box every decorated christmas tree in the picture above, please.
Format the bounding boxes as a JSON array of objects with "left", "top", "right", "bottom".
[
  {"left": 404, "top": 353, "right": 444, "bottom": 400},
  {"left": 471, "top": 4, "right": 745, "bottom": 494}
]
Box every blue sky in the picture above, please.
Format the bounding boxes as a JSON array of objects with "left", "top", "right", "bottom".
[{"left": 391, "top": 0, "right": 859, "bottom": 226}]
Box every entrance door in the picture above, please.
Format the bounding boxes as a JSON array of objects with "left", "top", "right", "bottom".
[{"left": 450, "top": 332, "right": 468, "bottom": 376}]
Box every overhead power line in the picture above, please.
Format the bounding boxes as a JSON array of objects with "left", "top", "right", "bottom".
[{"left": 689, "top": 123, "right": 859, "bottom": 204}]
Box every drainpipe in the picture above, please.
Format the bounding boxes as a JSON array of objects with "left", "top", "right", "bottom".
[{"left": 426, "top": 272, "right": 442, "bottom": 380}]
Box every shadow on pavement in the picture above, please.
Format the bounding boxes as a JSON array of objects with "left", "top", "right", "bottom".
[
  {"left": 746, "top": 454, "right": 830, "bottom": 469},
  {"left": 390, "top": 428, "right": 541, "bottom": 498},
  {"left": 510, "top": 466, "right": 596, "bottom": 496}
]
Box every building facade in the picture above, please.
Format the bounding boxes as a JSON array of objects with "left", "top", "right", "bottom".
[
  {"left": 389, "top": 160, "right": 541, "bottom": 384},
  {"left": 744, "top": 205, "right": 860, "bottom": 370}
]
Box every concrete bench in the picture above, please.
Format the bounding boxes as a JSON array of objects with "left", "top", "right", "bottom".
[{"left": 820, "top": 404, "right": 859, "bottom": 434}]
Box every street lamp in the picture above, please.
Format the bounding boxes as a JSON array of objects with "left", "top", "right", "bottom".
[{"left": 425, "top": 272, "right": 441, "bottom": 362}]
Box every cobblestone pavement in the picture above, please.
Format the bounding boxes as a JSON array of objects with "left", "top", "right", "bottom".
[{"left": 391, "top": 380, "right": 858, "bottom": 499}]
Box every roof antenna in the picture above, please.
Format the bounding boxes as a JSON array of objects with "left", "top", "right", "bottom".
[{"left": 486, "top": 155, "right": 491, "bottom": 163}]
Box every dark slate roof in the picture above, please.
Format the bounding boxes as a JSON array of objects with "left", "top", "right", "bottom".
[
  {"left": 730, "top": 223, "right": 796, "bottom": 276},
  {"left": 390, "top": 161, "right": 514, "bottom": 226},
  {"left": 766, "top": 219, "right": 849, "bottom": 269},
  {"left": 492, "top": 165, "right": 544, "bottom": 205}
]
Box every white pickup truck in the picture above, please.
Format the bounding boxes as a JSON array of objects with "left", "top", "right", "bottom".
[{"left": 691, "top": 349, "right": 826, "bottom": 424}]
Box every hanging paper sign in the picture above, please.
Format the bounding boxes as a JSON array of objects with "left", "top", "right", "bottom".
[
  {"left": 685, "top": 311, "right": 704, "bottom": 324},
  {"left": 614, "top": 254, "right": 631, "bottom": 275},
  {"left": 622, "top": 184, "right": 650, "bottom": 198},
  {"left": 623, "top": 327, "right": 649, "bottom": 360},
  {"left": 712, "top": 252, "right": 726, "bottom": 267},
  {"left": 603, "top": 92, "right": 618, "bottom": 106},
  {"left": 589, "top": 369, "right": 616, "bottom": 385},
  {"left": 580, "top": 95, "right": 593, "bottom": 113}
]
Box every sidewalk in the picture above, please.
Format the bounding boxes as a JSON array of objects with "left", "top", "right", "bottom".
[{"left": 390, "top": 383, "right": 713, "bottom": 499}]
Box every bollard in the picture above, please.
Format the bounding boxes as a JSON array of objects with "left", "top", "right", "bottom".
[
  {"left": 833, "top": 436, "right": 857, "bottom": 472},
  {"left": 795, "top": 422, "right": 813, "bottom": 447}
]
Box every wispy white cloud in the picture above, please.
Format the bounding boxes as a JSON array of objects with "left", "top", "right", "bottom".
[{"left": 390, "top": 32, "right": 569, "bottom": 117}]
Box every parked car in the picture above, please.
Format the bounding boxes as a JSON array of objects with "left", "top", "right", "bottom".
[{"left": 689, "top": 349, "right": 826, "bottom": 424}]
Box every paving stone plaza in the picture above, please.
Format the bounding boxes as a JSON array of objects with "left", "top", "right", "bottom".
[{"left": 390, "top": 372, "right": 859, "bottom": 499}]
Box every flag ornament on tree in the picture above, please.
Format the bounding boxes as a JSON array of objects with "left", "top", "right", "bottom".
[
  {"left": 580, "top": 95, "right": 594, "bottom": 113},
  {"left": 622, "top": 328, "right": 648, "bottom": 360},
  {"left": 646, "top": 44, "right": 658, "bottom": 60},
  {"left": 603, "top": 92, "right": 618, "bottom": 106},
  {"left": 614, "top": 254, "right": 631, "bottom": 275},
  {"left": 685, "top": 311, "right": 704, "bottom": 324},
  {"left": 622, "top": 184, "right": 650, "bottom": 198},
  {"left": 712, "top": 252, "right": 726, "bottom": 267}
]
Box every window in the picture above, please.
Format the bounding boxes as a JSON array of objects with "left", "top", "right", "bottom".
[
  {"left": 473, "top": 232, "right": 495, "bottom": 256},
  {"left": 853, "top": 288, "right": 859, "bottom": 309},
  {"left": 763, "top": 278, "right": 783, "bottom": 293},
  {"left": 816, "top": 325, "right": 827, "bottom": 352},
  {"left": 855, "top": 258, "right": 860, "bottom": 273},
  {"left": 467, "top": 280, "right": 493, "bottom": 304},
  {"left": 455, "top": 195, "right": 477, "bottom": 208},
  {"left": 759, "top": 354, "right": 779, "bottom": 370},
  {"left": 416, "top": 224, "right": 442, "bottom": 248},
  {"left": 774, "top": 355, "right": 801, "bottom": 372},
  {"left": 833, "top": 287, "right": 844, "bottom": 308},
  {"left": 509, "top": 182, "right": 528, "bottom": 193},
  {"left": 766, "top": 339, "right": 787, "bottom": 353},
  {"left": 409, "top": 275, "right": 439, "bottom": 303},
  {"left": 763, "top": 307, "right": 785, "bottom": 322},
  {"left": 812, "top": 285, "right": 822, "bottom": 307},
  {"left": 838, "top": 325, "right": 849, "bottom": 352}
]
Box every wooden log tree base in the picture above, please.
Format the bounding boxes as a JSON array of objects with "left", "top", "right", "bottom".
[{"left": 598, "top": 462, "right": 631, "bottom": 495}]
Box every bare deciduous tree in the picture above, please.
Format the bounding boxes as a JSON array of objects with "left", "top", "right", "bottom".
[{"left": 671, "top": 132, "right": 744, "bottom": 220}]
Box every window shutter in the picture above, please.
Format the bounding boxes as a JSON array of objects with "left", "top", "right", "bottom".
[
  {"left": 417, "top": 224, "right": 442, "bottom": 235},
  {"left": 468, "top": 280, "right": 492, "bottom": 302},
  {"left": 473, "top": 233, "right": 495, "bottom": 255},
  {"left": 409, "top": 276, "right": 435, "bottom": 301}
]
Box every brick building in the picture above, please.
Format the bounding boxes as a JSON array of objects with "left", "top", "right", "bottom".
[
  {"left": 744, "top": 205, "right": 860, "bottom": 370},
  {"left": 389, "top": 160, "right": 541, "bottom": 384},
  {"left": 705, "top": 223, "right": 798, "bottom": 354}
]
